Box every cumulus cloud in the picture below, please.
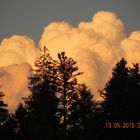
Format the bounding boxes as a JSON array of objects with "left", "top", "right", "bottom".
[
  {"left": 0, "top": 63, "right": 31, "bottom": 111},
  {"left": 39, "top": 11, "right": 140, "bottom": 99},
  {"left": 121, "top": 31, "right": 140, "bottom": 65},
  {"left": 0, "top": 35, "right": 39, "bottom": 67},
  {"left": 0, "top": 35, "right": 39, "bottom": 111},
  {"left": 39, "top": 11, "right": 127, "bottom": 98},
  {"left": 1, "top": 11, "right": 140, "bottom": 111},
  {"left": 79, "top": 11, "right": 125, "bottom": 43}
]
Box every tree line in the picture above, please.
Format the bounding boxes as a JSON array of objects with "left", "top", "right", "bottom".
[{"left": 0, "top": 47, "right": 140, "bottom": 140}]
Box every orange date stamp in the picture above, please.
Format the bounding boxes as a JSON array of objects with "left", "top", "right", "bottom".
[{"left": 105, "top": 122, "right": 140, "bottom": 128}]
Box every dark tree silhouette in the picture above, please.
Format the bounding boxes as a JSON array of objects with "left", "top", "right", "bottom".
[
  {"left": 0, "top": 92, "right": 15, "bottom": 140},
  {"left": 128, "top": 63, "right": 140, "bottom": 121},
  {"left": 13, "top": 50, "right": 101, "bottom": 140},
  {"left": 69, "top": 84, "right": 100, "bottom": 140},
  {"left": 101, "top": 58, "right": 140, "bottom": 124},
  {"left": 56, "top": 52, "right": 82, "bottom": 139},
  {"left": 14, "top": 103, "right": 29, "bottom": 140},
  {"left": 0, "top": 92, "right": 8, "bottom": 125},
  {"left": 100, "top": 58, "right": 129, "bottom": 122},
  {"left": 16, "top": 47, "right": 59, "bottom": 140},
  {"left": 3, "top": 114, "right": 17, "bottom": 140}
]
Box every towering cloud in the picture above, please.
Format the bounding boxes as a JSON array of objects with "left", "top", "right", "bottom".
[
  {"left": 0, "top": 35, "right": 39, "bottom": 67},
  {"left": 0, "top": 35, "right": 39, "bottom": 111},
  {"left": 39, "top": 11, "right": 126, "bottom": 98},
  {"left": 0, "top": 11, "right": 140, "bottom": 111},
  {"left": 0, "top": 63, "right": 31, "bottom": 111}
]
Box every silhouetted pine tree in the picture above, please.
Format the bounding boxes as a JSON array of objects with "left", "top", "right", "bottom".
[
  {"left": 18, "top": 47, "right": 59, "bottom": 140},
  {"left": 3, "top": 114, "right": 17, "bottom": 140},
  {"left": 69, "top": 84, "right": 100, "bottom": 140},
  {"left": 0, "top": 92, "right": 15, "bottom": 140},
  {"left": 100, "top": 58, "right": 129, "bottom": 122},
  {"left": 101, "top": 58, "right": 140, "bottom": 124},
  {"left": 14, "top": 103, "right": 29, "bottom": 140},
  {"left": 128, "top": 63, "right": 140, "bottom": 121},
  {"left": 56, "top": 52, "right": 82, "bottom": 140},
  {"left": 0, "top": 92, "right": 8, "bottom": 126}
]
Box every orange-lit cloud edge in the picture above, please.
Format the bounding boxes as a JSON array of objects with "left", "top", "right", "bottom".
[{"left": 0, "top": 11, "right": 140, "bottom": 111}]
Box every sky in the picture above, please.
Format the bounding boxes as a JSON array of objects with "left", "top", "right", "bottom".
[{"left": 0, "top": 0, "right": 140, "bottom": 44}]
